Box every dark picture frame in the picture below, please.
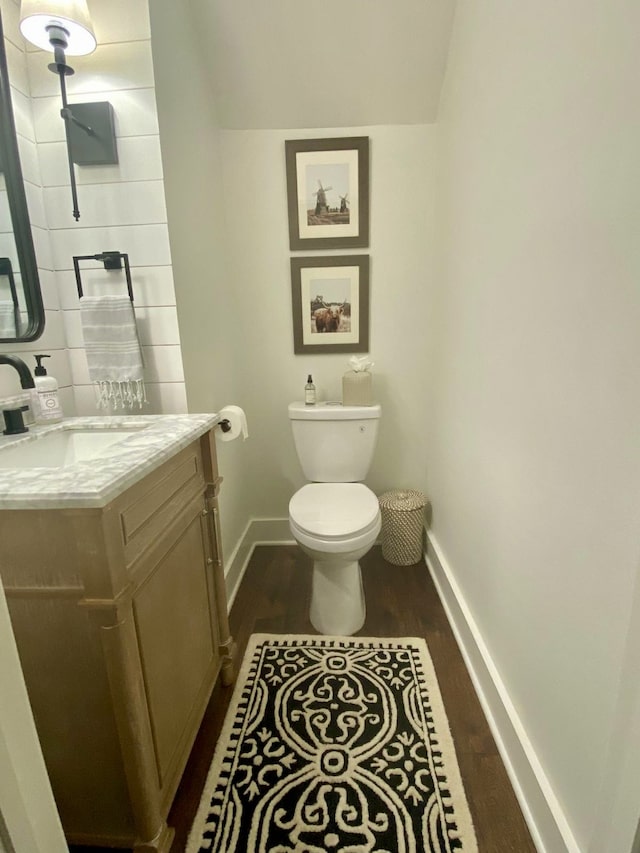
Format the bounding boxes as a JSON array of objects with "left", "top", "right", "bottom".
[
  {"left": 290, "top": 255, "right": 370, "bottom": 354},
  {"left": 285, "top": 136, "right": 369, "bottom": 251}
]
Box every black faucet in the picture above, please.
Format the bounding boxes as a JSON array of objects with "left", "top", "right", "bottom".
[
  {"left": 0, "top": 355, "right": 36, "bottom": 435},
  {"left": 0, "top": 354, "right": 36, "bottom": 389}
]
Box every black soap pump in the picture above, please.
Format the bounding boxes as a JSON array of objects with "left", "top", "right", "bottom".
[
  {"left": 305, "top": 374, "right": 316, "bottom": 405},
  {"left": 34, "top": 355, "right": 63, "bottom": 423}
]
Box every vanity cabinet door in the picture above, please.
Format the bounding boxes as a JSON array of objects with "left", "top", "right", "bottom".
[{"left": 133, "top": 492, "right": 219, "bottom": 793}]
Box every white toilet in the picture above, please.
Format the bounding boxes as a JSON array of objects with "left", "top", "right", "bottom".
[{"left": 288, "top": 401, "right": 382, "bottom": 635}]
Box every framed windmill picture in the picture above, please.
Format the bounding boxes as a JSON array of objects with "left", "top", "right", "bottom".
[{"left": 285, "top": 136, "right": 369, "bottom": 250}]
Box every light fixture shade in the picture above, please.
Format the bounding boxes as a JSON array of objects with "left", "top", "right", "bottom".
[{"left": 19, "top": 0, "right": 96, "bottom": 56}]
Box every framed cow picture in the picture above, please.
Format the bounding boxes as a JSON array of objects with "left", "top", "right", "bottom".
[
  {"left": 285, "top": 137, "right": 369, "bottom": 250},
  {"left": 290, "top": 255, "right": 370, "bottom": 354}
]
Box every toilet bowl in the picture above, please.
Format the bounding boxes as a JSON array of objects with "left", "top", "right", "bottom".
[{"left": 289, "top": 482, "right": 381, "bottom": 635}]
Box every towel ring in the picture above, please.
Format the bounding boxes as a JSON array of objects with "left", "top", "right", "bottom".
[{"left": 73, "top": 252, "right": 134, "bottom": 302}]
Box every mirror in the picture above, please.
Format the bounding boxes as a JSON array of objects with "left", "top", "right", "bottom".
[{"left": 0, "top": 8, "right": 44, "bottom": 342}]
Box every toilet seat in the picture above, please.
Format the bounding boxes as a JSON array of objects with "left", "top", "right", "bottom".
[{"left": 289, "top": 483, "right": 380, "bottom": 541}]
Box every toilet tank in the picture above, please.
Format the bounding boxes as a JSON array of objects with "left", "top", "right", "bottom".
[{"left": 288, "top": 402, "right": 381, "bottom": 482}]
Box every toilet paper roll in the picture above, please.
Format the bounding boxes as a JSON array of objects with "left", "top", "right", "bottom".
[{"left": 217, "top": 405, "right": 249, "bottom": 442}]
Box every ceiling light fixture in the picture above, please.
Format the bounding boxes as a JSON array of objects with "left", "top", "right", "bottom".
[{"left": 19, "top": 0, "right": 118, "bottom": 221}]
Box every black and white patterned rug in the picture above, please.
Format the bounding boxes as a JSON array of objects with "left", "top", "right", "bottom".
[{"left": 187, "top": 634, "right": 477, "bottom": 853}]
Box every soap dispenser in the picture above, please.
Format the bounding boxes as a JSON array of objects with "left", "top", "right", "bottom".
[{"left": 33, "top": 355, "right": 63, "bottom": 423}]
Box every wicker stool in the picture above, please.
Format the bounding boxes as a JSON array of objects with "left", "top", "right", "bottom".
[{"left": 378, "top": 489, "right": 428, "bottom": 565}]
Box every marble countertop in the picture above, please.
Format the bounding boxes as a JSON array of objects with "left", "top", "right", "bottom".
[{"left": 0, "top": 414, "right": 221, "bottom": 510}]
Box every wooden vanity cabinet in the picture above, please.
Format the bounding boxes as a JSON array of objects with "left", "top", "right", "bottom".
[{"left": 0, "top": 429, "right": 235, "bottom": 852}]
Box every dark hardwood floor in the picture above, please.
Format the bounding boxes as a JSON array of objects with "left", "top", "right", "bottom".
[{"left": 72, "top": 544, "right": 537, "bottom": 853}]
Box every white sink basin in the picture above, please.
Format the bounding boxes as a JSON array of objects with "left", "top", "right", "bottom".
[{"left": 0, "top": 427, "right": 145, "bottom": 469}]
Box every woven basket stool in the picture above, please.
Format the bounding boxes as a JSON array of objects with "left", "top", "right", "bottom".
[{"left": 378, "top": 489, "right": 428, "bottom": 566}]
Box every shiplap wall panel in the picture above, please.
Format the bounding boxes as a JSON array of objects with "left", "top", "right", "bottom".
[{"left": 0, "top": 0, "right": 186, "bottom": 415}]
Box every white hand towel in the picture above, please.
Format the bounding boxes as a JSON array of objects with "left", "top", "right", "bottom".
[
  {"left": 79, "top": 295, "right": 146, "bottom": 409},
  {"left": 0, "top": 300, "right": 16, "bottom": 338}
]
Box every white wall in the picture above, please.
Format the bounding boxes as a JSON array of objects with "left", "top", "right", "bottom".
[
  {"left": 431, "top": 2, "right": 640, "bottom": 850},
  {"left": 148, "top": 0, "right": 251, "bottom": 559},
  {"left": 217, "top": 125, "right": 435, "bottom": 520}
]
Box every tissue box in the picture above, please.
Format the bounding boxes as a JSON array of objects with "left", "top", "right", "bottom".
[{"left": 342, "top": 370, "right": 373, "bottom": 406}]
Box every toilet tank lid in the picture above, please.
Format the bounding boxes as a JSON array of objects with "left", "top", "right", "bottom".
[{"left": 289, "top": 402, "right": 381, "bottom": 420}]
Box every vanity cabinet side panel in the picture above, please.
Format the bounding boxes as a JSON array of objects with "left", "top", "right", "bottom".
[
  {"left": 201, "top": 430, "right": 236, "bottom": 685},
  {"left": 200, "top": 430, "right": 220, "bottom": 485}
]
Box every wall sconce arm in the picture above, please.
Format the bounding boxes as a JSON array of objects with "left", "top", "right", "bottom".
[
  {"left": 50, "top": 56, "right": 81, "bottom": 220},
  {"left": 60, "top": 107, "right": 95, "bottom": 136}
]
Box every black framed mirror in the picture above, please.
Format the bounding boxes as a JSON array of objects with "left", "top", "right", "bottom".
[{"left": 0, "top": 8, "right": 44, "bottom": 343}]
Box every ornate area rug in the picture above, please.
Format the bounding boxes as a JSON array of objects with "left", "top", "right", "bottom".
[{"left": 187, "top": 634, "right": 477, "bottom": 852}]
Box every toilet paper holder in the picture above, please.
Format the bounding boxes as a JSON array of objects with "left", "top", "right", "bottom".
[{"left": 215, "top": 406, "right": 249, "bottom": 442}]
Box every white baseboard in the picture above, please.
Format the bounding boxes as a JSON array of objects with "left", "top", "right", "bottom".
[
  {"left": 426, "top": 533, "right": 580, "bottom": 853},
  {"left": 224, "top": 518, "right": 293, "bottom": 611}
]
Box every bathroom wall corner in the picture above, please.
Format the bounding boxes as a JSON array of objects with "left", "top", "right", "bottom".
[{"left": 224, "top": 518, "right": 294, "bottom": 612}]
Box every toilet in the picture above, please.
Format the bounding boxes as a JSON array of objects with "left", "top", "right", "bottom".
[{"left": 288, "top": 401, "right": 382, "bottom": 635}]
